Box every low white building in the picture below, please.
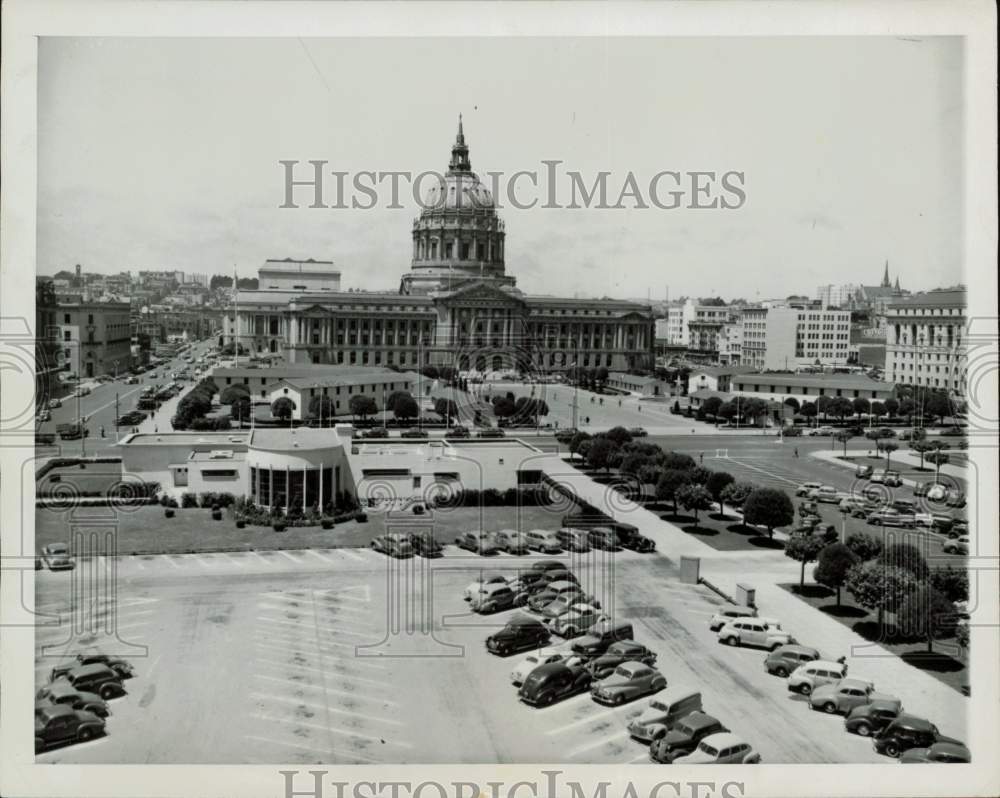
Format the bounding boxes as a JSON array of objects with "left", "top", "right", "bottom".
[
  {"left": 265, "top": 370, "right": 422, "bottom": 420},
  {"left": 729, "top": 373, "right": 896, "bottom": 405},
  {"left": 258, "top": 258, "right": 341, "bottom": 292}
]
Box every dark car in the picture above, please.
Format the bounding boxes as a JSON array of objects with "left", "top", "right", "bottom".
[
  {"left": 51, "top": 651, "right": 133, "bottom": 682},
  {"left": 587, "top": 527, "right": 619, "bottom": 551},
  {"left": 36, "top": 682, "right": 110, "bottom": 718},
  {"left": 540, "top": 568, "right": 578, "bottom": 586},
  {"left": 873, "top": 715, "right": 961, "bottom": 758},
  {"left": 899, "top": 741, "right": 971, "bottom": 763},
  {"left": 616, "top": 528, "right": 656, "bottom": 553},
  {"left": 485, "top": 615, "right": 551, "bottom": 657},
  {"left": 56, "top": 663, "right": 126, "bottom": 700},
  {"left": 530, "top": 560, "right": 566, "bottom": 574},
  {"left": 410, "top": 533, "right": 443, "bottom": 558},
  {"left": 517, "top": 660, "right": 592, "bottom": 707},
  {"left": 628, "top": 427, "right": 648, "bottom": 438},
  {"left": 35, "top": 704, "right": 105, "bottom": 753},
  {"left": 586, "top": 640, "right": 658, "bottom": 680},
  {"left": 855, "top": 465, "right": 874, "bottom": 479},
  {"left": 648, "top": 711, "right": 728, "bottom": 763},
  {"left": 571, "top": 620, "right": 635, "bottom": 659},
  {"left": 763, "top": 644, "right": 821, "bottom": 678}
]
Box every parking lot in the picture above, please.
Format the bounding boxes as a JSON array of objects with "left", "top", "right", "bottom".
[{"left": 34, "top": 540, "right": 967, "bottom": 764}]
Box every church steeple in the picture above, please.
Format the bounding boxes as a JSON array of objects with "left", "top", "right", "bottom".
[
  {"left": 448, "top": 114, "right": 472, "bottom": 173},
  {"left": 894, "top": 275, "right": 900, "bottom": 291},
  {"left": 881, "top": 260, "right": 891, "bottom": 288}
]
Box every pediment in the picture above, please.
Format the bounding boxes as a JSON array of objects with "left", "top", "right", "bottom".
[{"left": 435, "top": 280, "right": 525, "bottom": 307}]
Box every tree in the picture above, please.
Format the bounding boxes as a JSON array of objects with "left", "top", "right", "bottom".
[
  {"left": 702, "top": 396, "right": 723, "bottom": 418},
  {"left": 870, "top": 401, "right": 887, "bottom": 421},
  {"left": 219, "top": 384, "right": 250, "bottom": 405},
  {"left": 568, "top": 431, "right": 592, "bottom": 458},
  {"left": 898, "top": 397, "right": 916, "bottom": 423},
  {"left": 785, "top": 534, "right": 826, "bottom": 588},
  {"left": 620, "top": 452, "right": 650, "bottom": 478},
  {"left": 392, "top": 393, "right": 419, "bottom": 421},
  {"left": 706, "top": 471, "right": 735, "bottom": 513},
  {"left": 231, "top": 396, "right": 252, "bottom": 427},
  {"left": 271, "top": 397, "right": 295, "bottom": 422},
  {"left": 923, "top": 391, "right": 952, "bottom": 424},
  {"left": 595, "top": 366, "right": 609, "bottom": 389},
  {"left": 741, "top": 397, "right": 768, "bottom": 427},
  {"left": 852, "top": 397, "right": 871, "bottom": 418},
  {"left": 492, "top": 396, "right": 516, "bottom": 419},
  {"left": 845, "top": 532, "right": 883, "bottom": 561},
  {"left": 742, "top": 488, "right": 795, "bottom": 539},
  {"left": 829, "top": 396, "right": 854, "bottom": 423},
  {"left": 878, "top": 542, "right": 929, "bottom": 580},
  {"left": 688, "top": 466, "right": 712, "bottom": 486},
  {"left": 800, "top": 401, "right": 817, "bottom": 422},
  {"left": 349, "top": 394, "right": 377, "bottom": 421},
  {"left": 816, "top": 394, "right": 832, "bottom": 421},
  {"left": 846, "top": 560, "right": 917, "bottom": 627},
  {"left": 308, "top": 395, "right": 335, "bottom": 425},
  {"left": 928, "top": 440, "right": 951, "bottom": 479},
  {"left": 720, "top": 480, "right": 755, "bottom": 509},
  {"left": 813, "top": 543, "right": 860, "bottom": 604},
  {"left": 884, "top": 397, "right": 899, "bottom": 418},
  {"left": 877, "top": 441, "right": 899, "bottom": 468},
  {"left": 930, "top": 564, "right": 969, "bottom": 603},
  {"left": 661, "top": 451, "right": 697, "bottom": 471},
  {"left": 656, "top": 469, "right": 692, "bottom": 513},
  {"left": 834, "top": 432, "right": 854, "bottom": 456},
  {"left": 677, "top": 484, "right": 713, "bottom": 524},
  {"left": 386, "top": 391, "right": 412, "bottom": 414},
  {"left": 896, "top": 585, "right": 956, "bottom": 653},
  {"left": 717, "top": 401, "right": 738, "bottom": 423},
  {"left": 586, "top": 437, "right": 620, "bottom": 473},
  {"left": 955, "top": 620, "right": 969, "bottom": 652},
  {"left": 910, "top": 440, "right": 935, "bottom": 470},
  {"left": 605, "top": 426, "right": 633, "bottom": 446},
  {"left": 434, "top": 397, "right": 459, "bottom": 425},
  {"left": 783, "top": 397, "right": 801, "bottom": 412}
]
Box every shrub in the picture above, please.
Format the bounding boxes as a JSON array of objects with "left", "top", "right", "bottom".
[
  {"left": 845, "top": 532, "right": 883, "bottom": 561},
  {"left": 181, "top": 492, "right": 198, "bottom": 508},
  {"left": 164, "top": 508, "right": 175, "bottom": 518},
  {"left": 742, "top": 488, "right": 795, "bottom": 539}
]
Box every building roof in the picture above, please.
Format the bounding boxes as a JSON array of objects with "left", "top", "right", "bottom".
[
  {"left": 272, "top": 371, "right": 420, "bottom": 390},
  {"left": 689, "top": 365, "right": 756, "bottom": 379},
  {"left": 731, "top": 373, "right": 895, "bottom": 391},
  {"left": 689, "top": 388, "right": 733, "bottom": 402},
  {"left": 120, "top": 431, "right": 251, "bottom": 447},
  {"left": 261, "top": 258, "right": 336, "bottom": 273},
  {"left": 250, "top": 427, "right": 345, "bottom": 451},
  {"left": 213, "top": 365, "right": 414, "bottom": 380},
  {"left": 888, "top": 288, "right": 967, "bottom": 310},
  {"left": 524, "top": 295, "right": 651, "bottom": 312}
]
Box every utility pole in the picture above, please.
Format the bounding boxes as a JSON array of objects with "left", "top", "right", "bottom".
[{"left": 115, "top": 392, "right": 119, "bottom": 439}]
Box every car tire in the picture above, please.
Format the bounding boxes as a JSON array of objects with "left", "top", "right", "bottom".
[
  {"left": 856, "top": 723, "right": 871, "bottom": 737},
  {"left": 823, "top": 702, "right": 837, "bottom": 714},
  {"left": 727, "top": 636, "right": 740, "bottom": 647},
  {"left": 799, "top": 683, "right": 812, "bottom": 696},
  {"left": 78, "top": 727, "right": 94, "bottom": 742},
  {"left": 99, "top": 685, "right": 116, "bottom": 699},
  {"left": 884, "top": 742, "right": 900, "bottom": 758},
  {"left": 774, "top": 666, "right": 788, "bottom": 678},
  {"left": 613, "top": 693, "right": 625, "bottom": 706}
]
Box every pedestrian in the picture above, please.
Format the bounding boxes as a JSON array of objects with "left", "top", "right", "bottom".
[
  {"left": 100, "top": 426, "right": 105, "bottom": 438},
  {"left": 794, "top": 447, "right": 799, "bottom": 458},
  {"left": 154, "top": 425, "right": 158, "bottom": 433}
]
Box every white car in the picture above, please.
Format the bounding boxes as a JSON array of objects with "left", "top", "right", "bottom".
[
  {"left": 550, "top": 603, "right": 607, "bottom": 638},
  {"left": 672, "top": 732, "right": 761, "bottom": 764},
  {"left": 795, "top": 482, "right": 823, "bottom": 497},
  {"left": 943, "top": 536, "right": 969, "bottom": 555},
  {"left": 463, "top": 573, "right": 508, "bottom": 601},
  {"left": 787, "top": 660, "right": 848, "bottom": 695},
  {"left": 717, "top": 617, "right": 792, "bottom": 650},
  {"left": 509, "top": 647, "right": 571, "bottom": 685},
  {"left": 808, "top": 486, "right": 843, "bottom": 504}
]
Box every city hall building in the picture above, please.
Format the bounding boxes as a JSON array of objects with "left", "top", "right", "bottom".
[{"left": 224, "top": 120, "right": 656, "bottom": 375}]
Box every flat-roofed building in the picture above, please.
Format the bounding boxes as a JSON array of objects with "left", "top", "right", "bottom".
[
  {"left": 884, "top": 288, "right": 966, "bottom": 394},
  {"left": 258, "top": 258, "right": 341, "bottom": 293},
  {"left": 730, "top": 372, "right": 895, "bottom": 405}
]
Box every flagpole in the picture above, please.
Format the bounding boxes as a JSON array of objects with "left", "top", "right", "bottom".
[{"left": 233, "top": 264, "right": 239, "bottom": 367}]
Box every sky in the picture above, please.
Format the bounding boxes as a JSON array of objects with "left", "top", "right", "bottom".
[{"left": 37, "top": 36, "right": 964, "bottom": 299}]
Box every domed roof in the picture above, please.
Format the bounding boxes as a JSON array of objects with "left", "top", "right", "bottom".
[{"left": 421, "top": 172, "right": 495, "bottom": 213}]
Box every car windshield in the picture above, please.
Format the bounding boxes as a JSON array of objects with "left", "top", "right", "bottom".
[
  {"left": 615, "top": 666, "right": 634, "bottom": 678},
  {"left": 49, "top": 544, "right": 68, "bottom": 554},
  {"left": 675, "top": 721, "right": 695, "bottom": 735},
  {"left": 698, "top": 742, "right": 719, "bottom": 756}
]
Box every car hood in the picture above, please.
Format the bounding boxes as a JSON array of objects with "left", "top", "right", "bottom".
[
  {"left": 899, "top": 748, "right": 931, "bottom": 762},
  {"left": 634, "top": 706, "right": 667, "bottom": 725},
  {"left": 595, "top": 675, "right": 637, "bottom": 691},
  {"left": 661, "top": 729, "right": 692, "bottom": 747},
  {"left": 673, "top": 750, "right": 713, "bottom": 765}
]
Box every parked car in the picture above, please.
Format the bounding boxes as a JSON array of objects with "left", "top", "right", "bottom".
[
  {"left": 41, "top": 543, "right": 75, "bottom": 571},
  {"left": 470, "top": 583, "right": 522, "bottom": 614},
  {"left": 855, "top": 465, "right": 874, "bottom": 479},
  {"left": 717, "top": 617, "right": 792, "bottom": 650},
  {"left": 524, "top": 529, "right": 562, "bottom": 553},
  {"left": 844, "top": 698, "right": 904, "bottom": 737},
  {"left": 486, "top": 615, "right": 551, "bottom": 656},
  {"left": 370, "top": 533, "right": 414, "bottom": 558},
  {"left": 874, "top": 715, "right": 962, "bottom": 758},
  {"left": 809, "top": 679, "right": 900, "bottom": 715},
  {"left": 48, "top": 398, "right": 63, "bottom": 409},
  {"left": 571, "top": 619, "right": 635, "bottom": 659},
  {"left": 616, "top": 527, "right": 656, "bottom": 553},
  {"left": 586, "top": 527, "right": 619, "bottom": 551},
  {"left": 648, "top": 711, "right": 728, "bottom": 763},
  {"left": 787, "top": 660, "right": 848, "bottom": 695},
  {"left": 708, "top": 605, "right": 758, "bottom": 632},
  {"left": 51, "top": 651, "right": 133, "bottom": 682},
  {"left": 867, "top": 509, "right": 916, "bottom": 529},
  {"left": 872, "top": 470, "right": 903, "bottom": 487},
  {"left": 55, "top": 663, "right": 126, "bottom": 700},
  {"left": 410, "top": 533, "right": 443, "bottom": 558},
  {"left": 556, "top": 527, "right": 592, "bottom": 552},
  {"left": 939, "top": 426, "right": 966, "bottom": 437},
  {"left": 530, "top": 559, "right": 565, "bottom": 574},
  {"left": 509, "top": 648, "right": 571, "bottom": 686},
  {"left": 763, "top": 644, "right": 821, "bottom": 677},
  {"left": 914, "top": 482, "right": 943, "bottom": 498},
  {"left": 517, "top": 659, "right": 591, "bottom": 706},
  {"left": 808, "top": 485, "right": 843, "bottom": 504},
  {"left": 899, "top": 741, "right": 971, "bottom": 763},
  {"left": 550, "top": 603, "right": 607, "bottom": 638},
  {"left": 628, "top": 427, "right": 648, "bottom": 437},
  {"left": 942, "top": 536, "right": 969, "bottom": 555},
  {"left": 672, "top": 732, "right": 761, "bottom": 764},
  {"left": 554, "top": 428, "right": 579, "bottom": 444},
  {"left": 476, "top": 428, "right": 505, "bottom": 438},
  {"left": 534, "top": 586, "right": 589, "bottom": 616},
  {"left": 590, "top": 661, "right": 667, "bottom": 705},
  {"left": 795, "top": 482, "right": 823, "bottom": 497},
  {"left": 799, "top": 500, "right": 821, "bottom": 517},
  {"left": 35, "top": 704, "right": 105, "bottom": 753},
  {"left": 35, "top": 682, "right": 110, "bottom": 718},
  {"left": 455, "top": 530, "right": 501, "bottom": 555},
  {"left": 890, "top": 499, "right": 917, "bottom": 514},
  {"left": 492, "top": 529, "right": 530, "bottom": 554},
  {"left": 463, "top": 573, "right": 508, "bottom": 601},
  {"left": 36, "top": 409, "right": 52, "bottom": 422},
  {"left": 586, "top": 641, "right": 658, "bottom": 680}
]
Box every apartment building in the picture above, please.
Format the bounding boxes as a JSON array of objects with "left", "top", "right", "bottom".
[
  {"left": 741, "top": 305, "right": 851, "bottom": 371},
  {"left": 57, "top": 301, "right": 132, "bottom": 378},
  {"left": 884, "top": 288, "right": 966, "bottom": 394}
]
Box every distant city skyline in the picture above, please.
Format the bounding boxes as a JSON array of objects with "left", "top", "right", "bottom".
[{"left": 38, "top": 37, "right": 964, "bottom": 298}]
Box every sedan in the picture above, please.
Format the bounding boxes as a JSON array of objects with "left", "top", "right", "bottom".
[
  {"left": 590, "top": 661, "right": 667, "bottom": 705},
  {"left": 867, "top": 509, "right": 916, "bottom": 529},
  {"left": 509, "top": 648, "right": 572, "bottom": 686},
  {"left": 48, "top": 398, "right": 63, "bottom": 409},
  {"left": 586, "top": 641, "right": 658, "bottom": 680},
  {"left": 492, "top": 529, "right": 530, "bottom": 555},
  {"left": 672, "top": 732, "right": 761, "bottom": 764},
  {"left": 463, "top": 573, "right": 508, "bottom": 601},
  {"left": 795, "top": 482, "right": 823, "bottom": 497},
  {"left": 42, "top": 543, "right": 75, "bottom": 571},
  {"left": 36, "top": 683, "right": 110, "bottom": 718},
  {"left": 455, "top": 531, "right": 500, "bottom": 555},
  {"left": 809, "top": 679, "right": 900, "bottom": 715},
  {"left": 844, "top": 699, "right": 903, "bottom": 737},
  {"left": 942, "top": 536, "right": 969, "bottom": 555},
  {"left": 899, "top": 742, "right": 971, "bottom": 763},
  {"left": 36, "top": 409, "right": 52, "bottom": 423},
  {"left": 649, "top": 712, "right": 728, "bottom": 763}
]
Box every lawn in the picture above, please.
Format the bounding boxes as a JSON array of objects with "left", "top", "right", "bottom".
[
  {"left": 37, "top": 463, "right": 124, "bottom": 496},
  {"left": 779, "top": 582, "right": 968, "bottom": 694},
  {"left": 35, "top": 503, "right": 567, "bottom": 556}
]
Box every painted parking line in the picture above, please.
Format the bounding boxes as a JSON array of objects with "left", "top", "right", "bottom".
[
  {"left": 250, "top": 711, "right": 413, "bottom": 748},
  {"left": 251, "top": 674, "right": 398, "bottom": 708},
  {"left": 243, "top": 734, "right": 379, "bottom": 763},
  {"left": 258, "top": 603, "right": 372, "bottom": 627},
  {"left": 251, "top": 691, "right": 402, "bottom": 725},
  {"left": 338, "top": 548, "right": 365, "bottom": 563},
  {"left": 252, "top": 638, "right": 389, "bottom": 671},
  {"left": 219, "top": 552, "right": 246, "bottom": 567},
  {"left": 569, "top": 728, "right": 630, "bottom": 758},
  {"left": 256, "top": 615, "right": 375, "bottom": 640},
  {"left": 187, "top": 555, "right": 212, "bottom": 569},
  {"left": 248, "top": 551, "right": 276, "bottom": 567},
  {"left": 253, "top": 653, "right": 391, "bottom": 688},
  {"left": 252, "top": 627, "right": 358, "bottom": 652},
  {"left": 304, "top": 549, "right": 337, "bottom": 565},
  {"left": 163, "top": 556, "right": 182, "bottom": 570},
  {"left": 546, "top": 704, "right": 632, "bottom": 735},
  {"left": 275, "top": 550, "right": 304, "bottom": 565}
]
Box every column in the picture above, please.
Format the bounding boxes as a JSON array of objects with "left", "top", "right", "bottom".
[
  {"left": 319, "top": 462, "right": 324, "bottom": 511},
  {"left": 303, "top": 464, "right": 308, "bottom": 509},
  {"left": 269, "top": 465, "right": 274, "bottom": 509},
  {"left": 285, "top": 466, "right": 290, "bottom": 514}
]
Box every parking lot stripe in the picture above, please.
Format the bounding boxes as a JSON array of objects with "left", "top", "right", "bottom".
[
  {"left": 305, "top": 550, "right": 336, "bottom": 564},
  {"left": 569, "top": 729, "right": 630, "bottom": 757},
  {"left": 546, "top": 705, "right": 631, "bottom": 735},
  {"left": 253, "top": 639, "right": 391, "bottom": 671},
  {"left": 275, "top": 550, "right": 304, "bottom": 565},
  {"left": 251, "top": 691, "right": 402, "bottom": 725},
  {"left": 243, "top": 734, "right": 379, "bottom": 763},
  {"left": 249, "top": 551, "right": 275, "bottom": 567},
  {"left": 250, "top": 712, "right": 413, "bottom": 748},
  {"left": 163, "top": 556, "right": 182, "bottom": 570},
  {"left": 257, "top": 615, "right": 374, "bottom": 640},
  {"left": 218, "top": 552, "right": 246, "bottom": 567},
  {"left": 252, "top": 654, "right": 391, "bottom": 688},
  {"left": 253, "top": 626, "right": 357, "bottom": 651},
  {"left": 258, "top": 602, "right": 371, "bottom": 626},
  {"left": 250, "top": 675, "right": 398, "bottom": 708}
]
